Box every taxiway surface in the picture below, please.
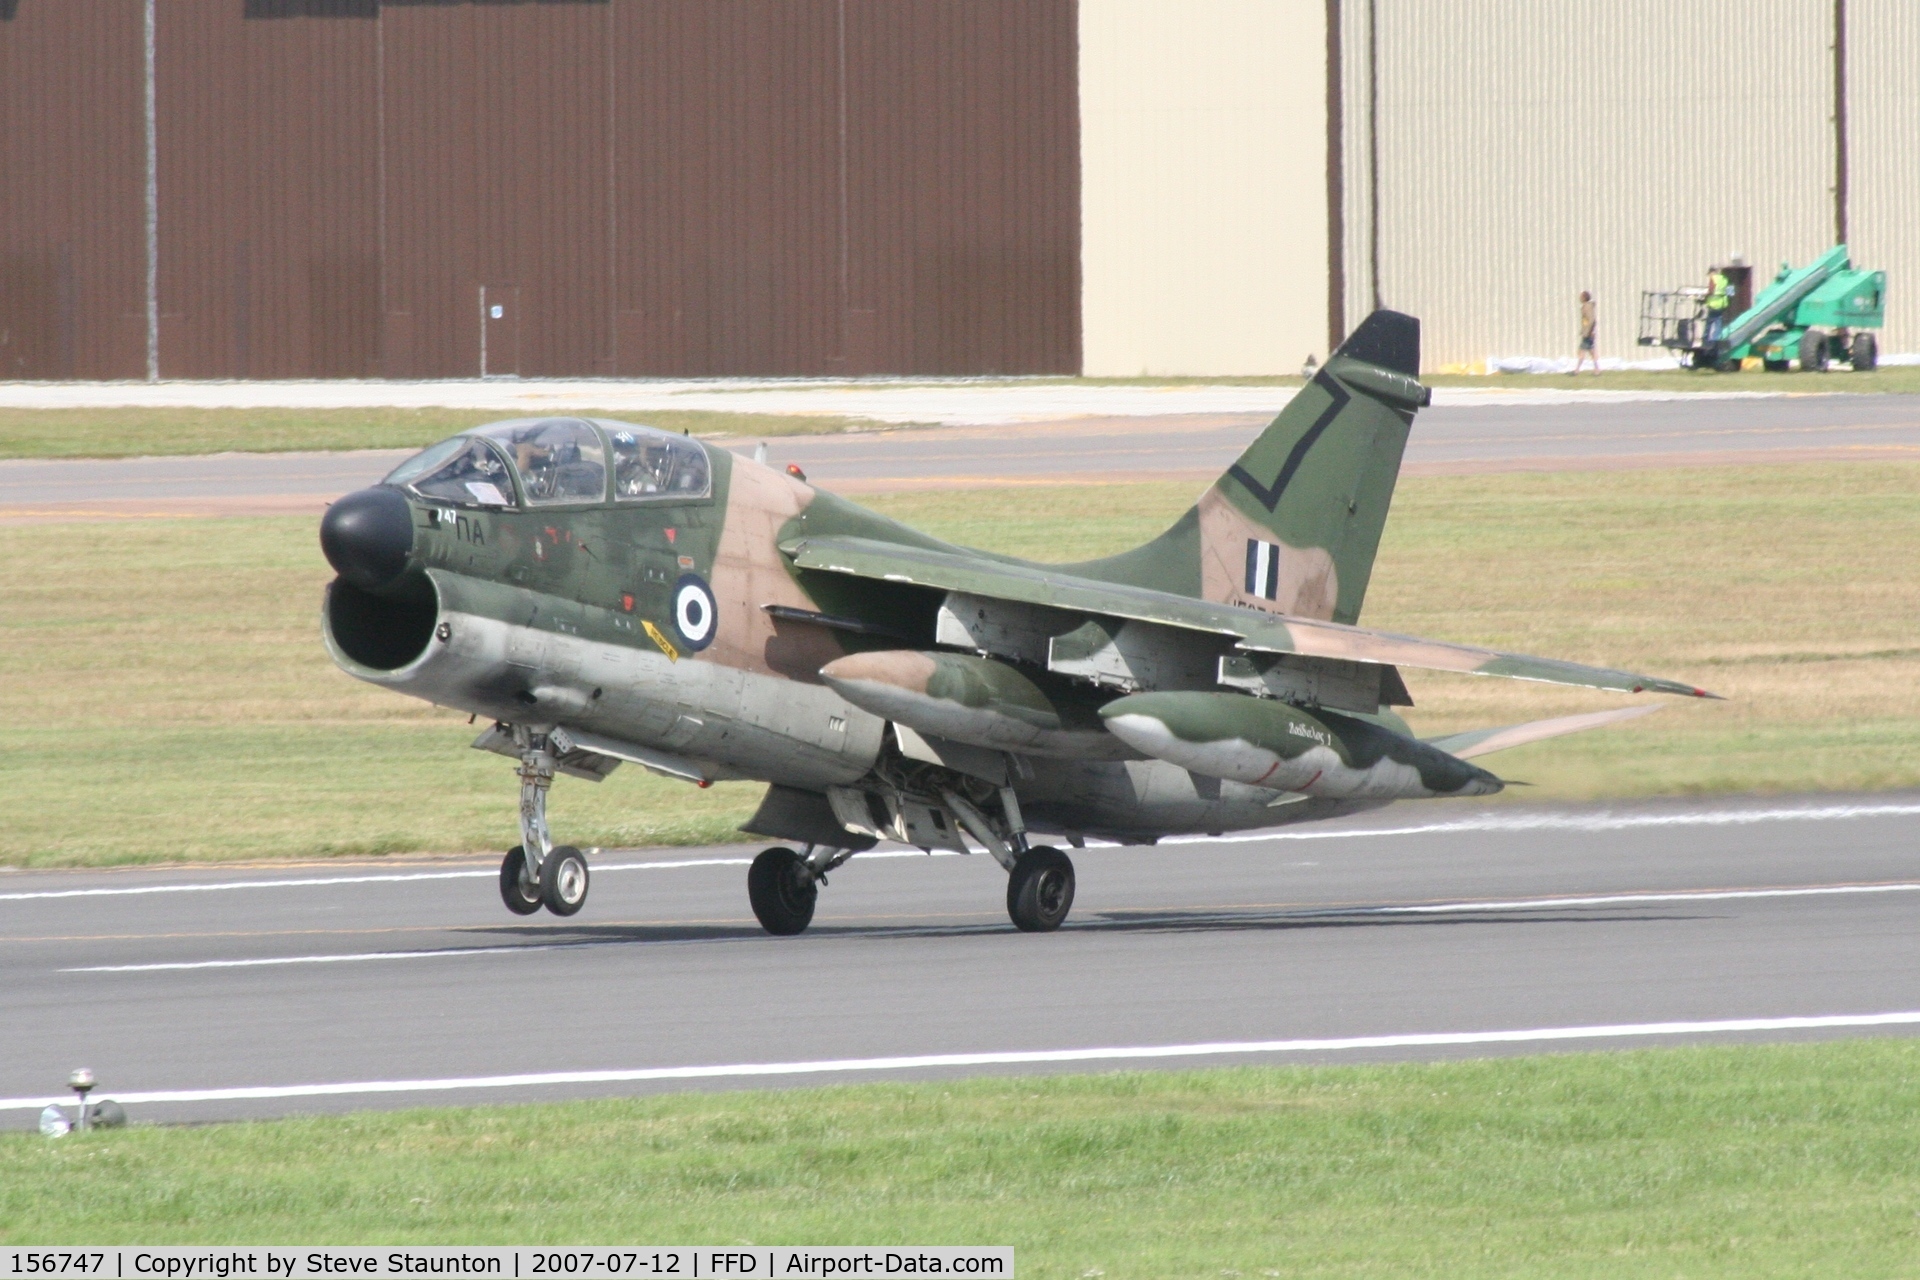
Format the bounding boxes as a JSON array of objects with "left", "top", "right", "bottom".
[
  {"left": 2, "top": 394, "right": 1915, "bottom": 521},
  {"left": 4, "top": 794, "right": 1916, "bottom": 1126}
]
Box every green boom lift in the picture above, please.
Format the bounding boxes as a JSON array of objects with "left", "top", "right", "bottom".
[{"left": 1638, "top": 244, "right": 1886, "bottom": 371}]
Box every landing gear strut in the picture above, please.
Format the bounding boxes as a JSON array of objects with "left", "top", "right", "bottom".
[{"left": 496, "top": 728, "right": 591, "bottom": 917}]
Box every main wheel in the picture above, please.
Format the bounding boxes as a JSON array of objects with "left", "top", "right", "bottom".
[
  {"left": 540, "top": 845, "right": 590, "bottom": 917},
  {"left": 748, "top": 847, "right": 817, "bottom": 935},
  {"left": 499, "top": 845, "right": 542, "bottom": 915},
  {"left": 1852, "top": 331, "right": 1878, "bottom": 372},
  {"left": 1006, "top": 846, "right": 1075, "bottom": 932},
  {"left": 1798, "top": 330, "right": 1828, "bottom": 372}
]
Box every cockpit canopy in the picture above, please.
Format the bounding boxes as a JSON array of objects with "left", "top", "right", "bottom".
[{"left": 383, "top": 417, "right": 711, "bottom": 508}]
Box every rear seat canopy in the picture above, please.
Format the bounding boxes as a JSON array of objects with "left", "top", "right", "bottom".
[{"left": 608, "top": 422, "right": 711, "bottom": 500}]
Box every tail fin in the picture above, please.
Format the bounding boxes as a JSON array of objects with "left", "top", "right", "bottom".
[{"left": 1072, "top": 309, "right": 1427, "bottom": 625}]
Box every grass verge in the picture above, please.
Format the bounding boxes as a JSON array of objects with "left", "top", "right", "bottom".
[
  {"left": 0, "top": 408, "right": 887, "bottom": 460},
  {"left": 4, "top": 364, "right": 1919, "bottom": 460},
  {"left": 3, "top": 463, "right": 1916, "bottom": 866},
  {"left": 4, "top": 1041, "right": 1919, "bottom": 1275}
]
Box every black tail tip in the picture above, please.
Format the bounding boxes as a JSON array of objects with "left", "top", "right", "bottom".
[{"left": 1335, "top": 310, "right": 1420, "bottom": 377}]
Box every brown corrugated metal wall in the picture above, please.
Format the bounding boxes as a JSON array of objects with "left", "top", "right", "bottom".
[
  {"left": 159, "top": 2, "right": 384, "bottom": 378},
  {"left": 0, "top": 0, "right": 1080, "bottom": 380},
  {"left": 0, "top": 1, "right": 146, "bottom": 378}
]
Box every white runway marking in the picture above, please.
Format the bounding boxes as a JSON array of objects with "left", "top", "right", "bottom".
[
  {"left": 55, "top": 880, "right": 1920, "bottom": 973},
  {"left": 1161, "top": 801, "right": 1920, "bottom": 846},
  {"left": 0, "top": 858, "right": 743, "bottom": 902},
  {"left": 63, "top": 943, "right": 590, "bottom": 973},
  {"left": 1376, "top": 882, "right": 1920, "bottom": 914},
  {"left": 2, "top": 1010, "right": 1915, "bottom": 1113},
  {"left": 0, "top": 848, "right": 958, "bottom": 903},
  {"left": 5, "top": 801, "right": 1915, "bottom": 904}
]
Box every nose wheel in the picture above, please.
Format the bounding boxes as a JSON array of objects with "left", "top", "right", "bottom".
[
  {"left": 499, "top": 843, "right": 591, "bottom": 916},
  {"left": 499, "top": 845, "right": 542, "bottom": 915},
  {"left": 541, "top": 846, "right": 590, "bottom": 916}
]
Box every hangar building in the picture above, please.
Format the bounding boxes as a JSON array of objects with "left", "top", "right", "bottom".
[{"left": 0, "top": 1, "right": 1912, "bottom": 379}]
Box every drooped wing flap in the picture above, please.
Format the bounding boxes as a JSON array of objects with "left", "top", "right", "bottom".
[{"left": 780, "top": 535, "right": 1715, "bottom": 699}]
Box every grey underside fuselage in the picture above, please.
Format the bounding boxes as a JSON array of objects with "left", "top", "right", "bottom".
[{"left": 326, "top": 570, "right": 1390, "bottom": 844}]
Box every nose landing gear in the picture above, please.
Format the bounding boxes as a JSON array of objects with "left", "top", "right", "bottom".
[{"left": 496, "top": 728, "right": 592, "bottom": 917}]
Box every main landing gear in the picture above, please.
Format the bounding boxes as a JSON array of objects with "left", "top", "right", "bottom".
[
  {"left": 744, "top": 780, "right": 1077, "bottom": 937},
  {"left": 497, "top": 728, "right": 591, "bottom": 917},
  {"left": 747, "top": 843, "right": 855, "bottom": 935},
  {"left": 1006, "top": 845, "right": 1075, "bottom": 932},
  {"left": 940, "top": 783, "right": 1076, "bottom": 932}
]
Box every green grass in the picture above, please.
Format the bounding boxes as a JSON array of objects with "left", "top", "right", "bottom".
[
  {"left": 0, "top": 407, "right": 888, "bottom": 460},
  {"left": 3, "top": 463, "right": 1916, "bottom": 867},
  {"left": 4, "top": 362, "right": 1918, "bottom": 460},
  {"left": 4, "top": 1042, "right": 1919, "bottom": 1274}
]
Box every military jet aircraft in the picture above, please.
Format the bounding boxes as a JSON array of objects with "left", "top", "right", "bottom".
[{"left": 320, "top": 310, "right": 1712, "bottom": 935}]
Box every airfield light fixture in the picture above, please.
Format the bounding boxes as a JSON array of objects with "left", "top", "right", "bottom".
[{"left": 68, "top": 1067, "right": 95, "bottom": 1131}]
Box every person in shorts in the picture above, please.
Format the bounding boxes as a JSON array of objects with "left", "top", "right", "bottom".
[{"left": 1573, "top": 290, "right": 1599, "bottom": 374}]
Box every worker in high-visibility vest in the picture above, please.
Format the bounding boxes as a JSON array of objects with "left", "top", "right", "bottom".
[{"left": 1704, "top": 267, "right": 1733, "bottom": 345}]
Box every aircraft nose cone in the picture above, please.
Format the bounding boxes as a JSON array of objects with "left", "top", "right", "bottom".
[{"left": 321, "top": 487, "right": 415, "bottom": 591}]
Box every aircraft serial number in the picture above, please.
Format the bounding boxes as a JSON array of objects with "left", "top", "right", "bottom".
[
  {"left": 8, "top": 1256, "right": 108, "bottom": 1275},
  {"left": 529, "top": 1256, "right": 677, "bottom": 1276}
]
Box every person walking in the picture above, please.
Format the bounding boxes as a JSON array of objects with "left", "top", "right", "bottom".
[{"left": 1573, "top": 291, "right": 1599, "bottom": 374}]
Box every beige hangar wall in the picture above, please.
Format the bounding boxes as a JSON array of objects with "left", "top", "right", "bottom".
[
  {"left": 1849, "top": 0, "right": 1920, "bottom": 356},
  {"left": 1342, "top": 0, "right": 1838, "bottom": 371},
  {"left": 1078, "top": 0, "right": 1331, "bottom": 376}
]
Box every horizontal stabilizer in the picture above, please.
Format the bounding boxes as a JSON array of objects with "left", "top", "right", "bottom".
[{"left": 1424, "top": 703, "right": 1663, "bottom": 760}]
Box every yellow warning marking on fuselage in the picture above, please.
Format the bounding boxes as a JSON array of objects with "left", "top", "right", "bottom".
[{"left": 642, "top": 619, "right": 680, "bottom": 662}]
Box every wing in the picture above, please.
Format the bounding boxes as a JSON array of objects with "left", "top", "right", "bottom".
[{"left": 781, "top": 534, "right": 1717, "bottom": 699}]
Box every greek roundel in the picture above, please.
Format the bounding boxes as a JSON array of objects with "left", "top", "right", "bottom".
[
  {"left": 672, "top": 574, "right": 717, "bottom": 650},
  {"left": 1244, "top": 538, "right": 1282, "bottom": 601}
]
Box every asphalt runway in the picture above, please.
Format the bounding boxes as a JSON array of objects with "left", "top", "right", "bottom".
[
  {"left": 2, "top": 394, "right": 1916, "bottom": 521},
  {"left": 4, "top": 794, "right": 1918, "bottom": 1127}
]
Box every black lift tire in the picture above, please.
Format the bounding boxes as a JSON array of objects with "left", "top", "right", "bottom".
[
  {"left": 748, "top": 846, "right": 817, "bottom": 936},
  {"left": 499, "top": 845, "right": 542, "bottom": 916},
  {"left": 540, "top": 845, "right": 590, "bottom": 917},
  {"left": 1852, "top": 331, "right": 1878, "bottom": 372},
  {"left": 1007, "top": 846, "right": 1075, "bottom": 933},
  {"left": 1798, "top": 330, "right": 1828, "bottom": 372}
]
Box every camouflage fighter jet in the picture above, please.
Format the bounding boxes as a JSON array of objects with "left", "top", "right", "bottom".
[{"left": 320, "top": 311, "right": 1713, "bottom": 934}]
